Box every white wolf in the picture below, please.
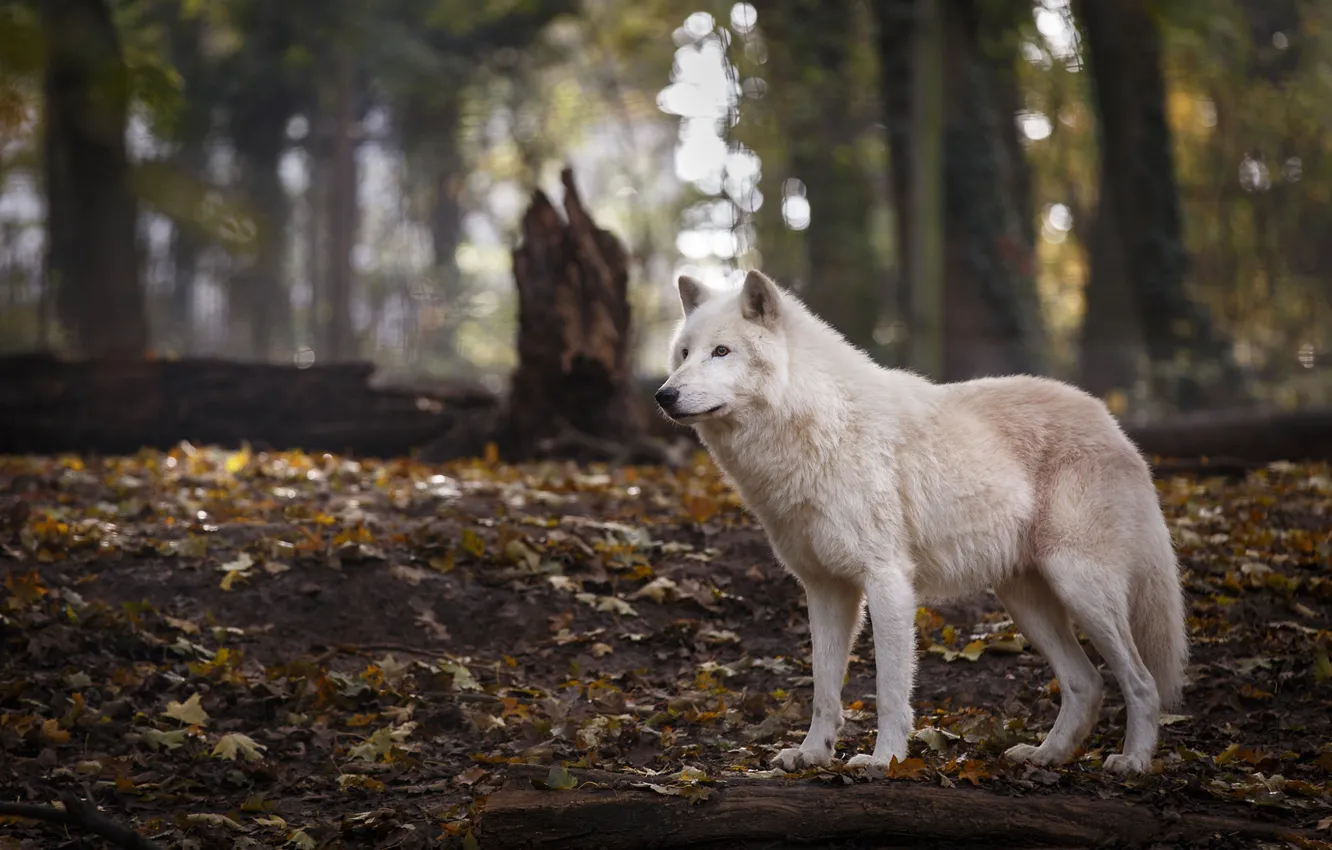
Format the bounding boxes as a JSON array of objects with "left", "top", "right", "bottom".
[{"left": 654, "top": 270, "right": 1188, "bottom": 776}]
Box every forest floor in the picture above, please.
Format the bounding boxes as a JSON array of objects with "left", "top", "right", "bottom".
[{"left": 1, "top": 445, "right": 1330, "bottom": 849}]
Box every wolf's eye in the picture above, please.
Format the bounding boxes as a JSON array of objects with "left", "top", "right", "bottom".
[
  {"left": 681, "top": 348, "right": 689, "bottom": 360},
  {"left": 712, "top": 345, "right": 730, "bottom": 357}
]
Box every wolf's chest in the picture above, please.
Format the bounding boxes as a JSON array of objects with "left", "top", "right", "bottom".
[{"left": 748, "top": 496, "right": 886, "bottom": 582}]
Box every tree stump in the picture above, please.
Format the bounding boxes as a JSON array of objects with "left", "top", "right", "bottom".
[{"left": 499, "top": 167, "right": 647, "bottom": 460}]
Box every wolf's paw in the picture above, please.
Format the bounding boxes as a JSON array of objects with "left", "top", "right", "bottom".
[
  {"left": 1002, "top": 743, "right": 1065, "bottom": 767},
  {"left": 772, "top": 745, "right": 833, "bottom": 772},
  {"left": 1103, "top": 752, "right": 1151, "bottom": 776},
  {"left": 845, "top": 752, "right": 896, "bottom": 770}
]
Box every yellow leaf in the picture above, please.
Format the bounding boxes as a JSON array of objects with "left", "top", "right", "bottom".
[
  {"left": 460, "top": 528, "right": 485, "bottom": 558},
  {"left": 337, "top": 774, "right": 387, "bottom": 792},
  {"left": 1313, "top": 652, "right": 1332, "bottom": 683},
  {"left": 217, "top": 553, "right": 254, "bottom": 591},
  {"left": 224, "top": 445, "right": 251, "bottom": 474},
  {"left": 40, "top": 718, "right": 70, "bottom": 744},
  {"left": 545, "top": 765, "right": 577, "bottom": 790},
  {"left": 213, "top": 732, "right": 267, "bottom": 762},
  {"left": 927, "top": 644, "right": 959, "bottom": 662},
  {"left": 438, "top": 659, "right": 480, "bottom": 691},
  {"left": 959, "top": 640, "right": 986, "bottom": 662},
  {"left": 886, "top": 756, "right": 929, "bottom": 780},
  {"left": 483, "top": 442, "right": 500, "bottom": 465},
  {"left": 163, "top": 693, "right": 210, "bottom": 726}
]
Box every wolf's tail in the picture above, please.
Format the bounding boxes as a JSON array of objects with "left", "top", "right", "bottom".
[{"left": 1129, "top": 521, "right": 1190, "bottom": 709}]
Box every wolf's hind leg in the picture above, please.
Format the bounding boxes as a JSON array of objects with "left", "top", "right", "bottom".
[
  {"left": 1039, "top": 554, "right": 1160, "bottom": 775},
  {"left": 997, "top": 570, "right": 1104, "bottom": 767}
]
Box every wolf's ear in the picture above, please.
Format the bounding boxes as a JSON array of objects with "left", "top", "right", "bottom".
[
  {"left": 678, "top": 275, "right": 709, "bottom": 315},
  {"left": 740, "top": 270, "right": 781, "bottom": 327}
]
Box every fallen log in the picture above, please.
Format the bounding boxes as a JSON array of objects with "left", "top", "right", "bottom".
[
  {"left": 3, "top": 348, "right": 1328, "bottom": 465},
  {"left": 478, "top": 766, "right": 1309, "bottom": 849},
  {"left": 1124, "top": 404, "right": 1332, "bottom": 465},
  {"left": 0, "top": 353, "right": 456, "bottom": 457}
]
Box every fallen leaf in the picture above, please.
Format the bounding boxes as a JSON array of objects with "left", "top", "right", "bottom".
[
  {"left": 886, "top": 756, "right": 929, "bottom": 780},
  {"left": 163, "top": 693, "right": 210, "bottom": 726},
  {"left": 630, "top": 576, "right": 679, "bottom": 603},
  {"left": 545, "top": 765, "right": 578, "bottom": 790},
  {"left": 337, "top": 773, "right": 387, "bottom": 792},
  {"left": 956, "top": 759, "right": 990, "bottom": 786},
  {"left": 913, "top": 726, "right": 960, "bottom": 752},
  {"left": 455, "top": 766, "right": 488, "bottom": 786},
  {"left": 959, "top": 640, "right": 986, "bottom": 662},
  {"left": 437, "top": 659, "right": 480, "bottom": 691},
  {"left": 1313, "top": 652, "right": 1332, "bottom": 683},
  {"left": 136, "top": 727, "right": 188, "bottom": 750},
  {"left": 460, "top": 528, "right": 485, "bottom": 558},
  {"left": 213, "top": 732, "right": 268, "bottom": 762},
  {"left": 40, "top": 718, "right": 70, "bottom": 744}
]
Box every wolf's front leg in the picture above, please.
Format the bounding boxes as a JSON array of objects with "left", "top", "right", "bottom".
[
  {"left": 772, "top": 578, "right": 864, "bottom": 772},
  {"left": 847, "top": 567, "right": 917, "bottom": 769}
]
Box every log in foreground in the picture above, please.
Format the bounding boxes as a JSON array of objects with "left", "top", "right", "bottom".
[{"left": 479, "top": 768, "right": 1307, "bottom": 849}]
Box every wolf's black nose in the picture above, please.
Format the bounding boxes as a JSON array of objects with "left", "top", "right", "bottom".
[{"left": 655, "top": 387, "right": 679, "bottom": 408}]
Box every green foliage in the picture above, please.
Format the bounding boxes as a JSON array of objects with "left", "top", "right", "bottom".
[{"left": 0, "top": 1, "right": 42, "bottom": 145}]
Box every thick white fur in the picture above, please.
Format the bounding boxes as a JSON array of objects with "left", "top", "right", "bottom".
[{"left": 658, "top": 271, "right": 1189, "bottom": 776}]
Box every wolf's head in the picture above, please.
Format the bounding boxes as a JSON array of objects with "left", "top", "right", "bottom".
[{"left": 654, "top": 269, "right": 788, "bottom": 426}]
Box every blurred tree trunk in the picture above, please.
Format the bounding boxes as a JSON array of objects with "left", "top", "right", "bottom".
[
  {"left": 499, "top": 168, "right": 645, "bottom": 459},
  {"left": 1074, "top": 0, "right": 1246, "bottom": 411},
  {"left": 323, "top": 55, "right": 358, "bottom": 362},
  {"left": 234, "top": 140, "right": 290, "bottom": 360},
  {"left": 304, "top": 124, "right": 326, "bottom": 350},
  {"left": 169, "top": 219, "right": 201, "bottom": 354},
  {"left": 988, "top": 32, "right": 1035, "bottom": 256},
  {"left": 938, "top": 0, "right": 1046, "bottom": 381},
  {"left": 873, "top": 0, "right": 919, "bottom": 363},
  {"left": 160, "top": 11, "right": 210, "bottom": 357},
  {"left": 424, "top": 97, "right": 465, "bottom": 300},
  {"left": 1077, "top": 182, "right": 1143, "bottom": 401},
  {"left": 759, "top": 0, "right": 883, "bottom": 356},
  {"left": 872, "top": 0, "right": 1043, "bottom": 381},
  {"left": 164, "top": 123, "right": 209, "bottom": 356},
  {"left": 39, "top": 0, "right": 148, "bottom": 358}
]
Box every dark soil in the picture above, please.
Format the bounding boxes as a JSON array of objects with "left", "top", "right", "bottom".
[{"left": 1, "top": 446, "right": 1330, "bottom": 849}]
